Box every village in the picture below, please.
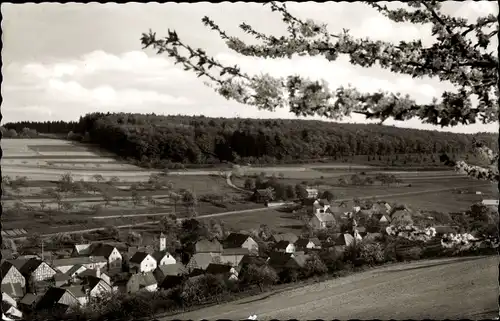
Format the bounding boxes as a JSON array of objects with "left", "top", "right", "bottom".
[{"left": 1, "top": 184, "right": 497, "bottom": 320}]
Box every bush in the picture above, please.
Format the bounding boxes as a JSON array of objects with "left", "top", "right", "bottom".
[
  {"left": 397, "top": 246, "right": 423, "bottom": 261},
  {"left": 357, "top": 242, "right": 385, "bottom": 266}
]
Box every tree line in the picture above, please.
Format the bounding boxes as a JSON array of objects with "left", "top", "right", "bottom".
[{"left": 2, "top": 113, "right": 496, "bottom": 168}]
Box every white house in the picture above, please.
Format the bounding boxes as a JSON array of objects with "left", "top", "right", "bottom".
[
  {"left": 1, "top": 302, "right": 22, "bottom": 320},
  {"left": 72, "top": 244, "right": 123, "bottom": 271},
  {"left": 295, "top": 238, "right": 322, "bottom": 251},
  {"left": 313, "top": 199, "right": 331, "bottom": 214},
  {"left": 309, "top": 212, "right": 336, "bottom": 230},
  {"left": 305, "top": 188, "right": 319, "bottom": 199},
  {"left": 129, "top": 252, "right": 157, "bottom": 273},
  {"left": 152, "top": 251, "right": 176, "bottom": 266},
  {"left": 273, "top": 241, "right": 296, "bottom": 253},
  {"left": 223, "top": 233, "right": 259, "bottom": 253}
]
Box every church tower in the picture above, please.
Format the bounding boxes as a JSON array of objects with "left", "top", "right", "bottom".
[{"left": 159, "top": 233, "right": 166, "bottom": 252}]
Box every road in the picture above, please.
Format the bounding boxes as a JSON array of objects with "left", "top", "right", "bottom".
[{"left": 165, "top": 255, "right": 499, "bottom": 320}]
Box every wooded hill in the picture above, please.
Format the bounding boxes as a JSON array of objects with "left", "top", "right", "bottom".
[{"left": 3, "top": 113, "right": 496, "bottom": 168}]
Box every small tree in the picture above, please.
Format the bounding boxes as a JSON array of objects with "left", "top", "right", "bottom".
[
  {"left": 294, "top": 184, "right": 309, "bottom": 200},
  {"left": 302, "top": 253, "right": 328, "bottom": 278},
  {"left": 241, "top": 264, "right": 279, "bottom": 292},
  {"left": 320, "top": 190, "right": 335, "bottom": 202},
  {"left": 93, "top": 174, "right": 105, "bottom": 184},
  {"left": 126, "top": 231, "right": 142, "bottom": 246},
  {"left": 243, "top": 178, "right": 256, "bottom": 190}
]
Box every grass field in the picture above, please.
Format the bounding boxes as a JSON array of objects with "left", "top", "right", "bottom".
[{"left": 170, "top": 255, "right": 498, "bottom": 320}]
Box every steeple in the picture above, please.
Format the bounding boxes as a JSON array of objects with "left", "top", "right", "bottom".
[{"left": 159, "top": 232, "right": 166, "bottom": 252}]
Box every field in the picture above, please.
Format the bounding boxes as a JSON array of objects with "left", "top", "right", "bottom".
[
  {"left": 169, "top": 255, "right": 498, "bottom": 320},
  {"left": 1, "top": 138, "right": 251, "bottom": 236},
  {"left": 1, "top": 138, "right": 497, "bottom": 239}
]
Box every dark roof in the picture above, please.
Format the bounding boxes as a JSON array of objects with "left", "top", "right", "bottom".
[
  {"left": 65, "top": 285, "right": 87, "bottom": 298},
  {"left": 295, "top": 238, "right": 321, "bottom": 249},
  {"left": 206, "top": 263, "right": 232, "bottom": 275},
  {"left": 239, "top": 255, "right": 268, "bottom": 267},
  {"left": 1, "top": 282, "right": 24, "bottom": 298},
  {"left": 54, "top": 273, "right": 71, "bottom": 282},
  {"left": 221, "top": 248, "right": 250, "bottom": 256},
  {"left": 195, "top": 238, "right": 223, "bottom": 253},
  {"left": 155, "top": 263, "right": 187, "bottom": 278},
  {"left": 316, "top": 199, "right": 330, "bottom": 207},
  {"left": 36, "top": 287, "right": 74, "bottom": 310},
  {"left": 0, "top": 261, "right": 18, "bottom": 279},
  {"left": 90, "top": 243, "right": 117, "bottom": 258},
  {"left": 7, "top": 259, "right": 29, "bottom": 271},
  {"left": 129, "top": 251, "right": 150, "bottom": 264},
  {"left": 273, "top": 240, "right": 292, "bottom": 250},
  {"left": 1, "top": 249, "right": 14, "bottom": 260},
  {"left": 188, "top": 268, "right": 205, "bottom": 278},
  {"left": 64, "top": 264, "right": 85, "bottom": 277},
  {"left": 271, "top": 233, "right": 298, "bottom": 243},
  {"left": 267, "top": 252, "right": 294, "bottom": 268},
  {"left": 151, "top": 250, "right": 173, "bottom": 263},
  {"left": 160, "top": 275, "right": 184, "bottom": 289},
  {"left": 20, "top": 293, "right": 40, "bottom": 306},
  {"left": 224, "top": 233, "right": 250, "bottom": 248},
  {"left": 19, "top": 258, "right": 46, "bottom": 275}
]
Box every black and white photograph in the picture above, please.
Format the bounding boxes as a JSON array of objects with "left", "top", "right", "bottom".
[{"left": 1, "top": 1, "right": 499, "bottom": 320}]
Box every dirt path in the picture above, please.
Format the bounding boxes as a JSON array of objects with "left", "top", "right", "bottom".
[{"left": 165, "top": 256, "right": 498, "bottom": 320}]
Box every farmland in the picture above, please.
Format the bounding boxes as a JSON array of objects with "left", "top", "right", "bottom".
[{"left": 1, "top": 138, "right": 497, "bottom": 239}]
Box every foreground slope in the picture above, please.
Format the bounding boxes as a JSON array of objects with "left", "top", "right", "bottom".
[{"left": 170, "top": 256, "right": 498, "bottom": 320}]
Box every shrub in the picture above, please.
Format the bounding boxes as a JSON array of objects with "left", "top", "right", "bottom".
[
  {"left": 397, "top": 246, "right": 423, "bottom": 261},
  {"left": 357, "top": 242, "right": 385, "bottom": 266},
  {"left": 302, "top": 253, "right": 328, "bottom": 278}
]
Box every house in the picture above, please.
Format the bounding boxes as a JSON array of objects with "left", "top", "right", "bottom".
[
  {"left": 295, "top": 238, "right": 322, "bottom": 251},
  {"left": 305, "top": 188, "right": 319, "bottom": 199},
  {"left": 220, "top": 248, "right": 249, "bottom": 267},
  {"left": 129, "top": 252, "right": 157, "bottom": 273},
  {"left": 391, "top": 209, "right": 413, "bottom": 226},
  {"left": 195, "top": 238, "right": 223, "bottom": 254},
  {"left": 309, "top": 212, "right": 336, "bottom": 230},
  {"left": 223, "top": 233, "right": 259, "bottom": 253},
  {"left": 151, "top": 250, "right": 176, "bottom": 266},
  {"left": 370, "top": 202, "right": 391, "bottom": 215},
  {"left": 159, "top": 275, "right": 185, "bottom": 290},
  {"left": 482, "top": 199, "right": 499, "bottom": 206},
  {"left": 52, "top": 256, "right": 107, "bottom": 274},
  {"left": 205, "top": 264, "right": 239, "bottom": 281},
  {"left": 64, "top": 264, "right": 87, "bottom": 279},
  {"left": 81, "top": 275, "right": 113, "bottom": 300},
  {"left": 125, "top": 272, "right": 158, "bottom": 293},
  {"left": 252, "top": 188, "right": 274, "bottom": 203},
  {"left": 2, "top": 292, "right": 17, "bottom": 308},
  {"left": 273, "top": 241, "right": 296, "bottom": 253},
  {"left": 18, "top": 293, "right": 41, "bottom": 312},
  {"left": 313, "top": 199, "right": 331, "bottom": 214},
  {"left": 2, "top": 302, "right": 23, "bottom": 320},
  {"left": 330, "top": 233, "right": 355, "bottom": 252},
  {"left": 127, "top": 245, "right": 154, "bottom": 257},
  {"left": 16, "top": 258, "right": 57, "bottom": 282},
  {"left": 269, "top": 233, "right": 298, "bottom": 244},
  {"left": 65, "top": 286, "right": 88, "bottom": 306},
  {"left": 186, "top": 253, "right": 222, "bottom": 271},
  {"left": 372, "top": 213, "right": 391, "bottom": 224},
  {"left": 88, "top": 244, "right": 123, "bottom": 271},
  {"left": 54, "top": 273, "right": 71, "bottom": 287},
  {"left": 36, "top": 287, "right": 79, "bottom": 313},
  {"left": 238, "top": 255, "right": 268, "bottom": 270},
  {"left": 153, "top": 263, "right": 187, "bottom": 284},
  {"left": 1, "top": 261, "right": 26, "bottom": 298},
  {"left": 77, "top": 268, "right": 111, "bottom": 286},
  {"left": 72, "top": 243, "right": 122, "bottom": 271},
  {"left": 267, "top": 252, "right": 300, "bottom": 273}
]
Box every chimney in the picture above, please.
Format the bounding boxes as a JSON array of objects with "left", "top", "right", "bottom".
[{"left": 96, "top": 265, "right": 101, "bottom": 278}]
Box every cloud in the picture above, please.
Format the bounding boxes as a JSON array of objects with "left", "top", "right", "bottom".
[{"left": 45, "top": 78, "right": 193, "bottom": 107}]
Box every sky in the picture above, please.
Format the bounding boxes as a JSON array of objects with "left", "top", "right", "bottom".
[{"left": 1, "top": 1, "right": 498, "bottom": 134}]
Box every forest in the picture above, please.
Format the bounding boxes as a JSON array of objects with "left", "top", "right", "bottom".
[{"left": 2, "top": 113, "right": 497, "bottom": 168}]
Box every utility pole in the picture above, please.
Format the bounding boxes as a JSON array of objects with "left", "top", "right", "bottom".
[{"left": 41, "top": 239, "right": 44, "bottom": 261}]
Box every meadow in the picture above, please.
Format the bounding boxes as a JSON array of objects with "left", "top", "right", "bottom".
[{"left": 1, "top": 138, "right": 496, "bottom": 239}]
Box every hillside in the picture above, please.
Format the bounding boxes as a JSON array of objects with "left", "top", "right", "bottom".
[{"left": 3, "top": 113, "right": 497, "bottom": 169}]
